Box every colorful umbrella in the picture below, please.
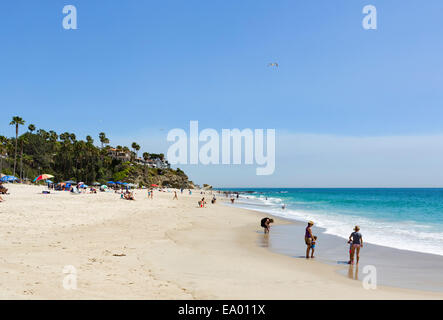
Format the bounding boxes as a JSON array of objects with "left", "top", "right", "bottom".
[
  {"left": 151, "top": 184, "right": 159, "bottom": 187},
  {"left": 33, "top": 174, "right": 54, "bottom": 182}
]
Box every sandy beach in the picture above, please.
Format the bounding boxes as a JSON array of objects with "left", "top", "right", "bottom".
[{"left": 0, "top": 184, "right": 442, "bottom": 300}]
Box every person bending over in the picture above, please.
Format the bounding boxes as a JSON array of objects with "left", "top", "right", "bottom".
[{"left": 260, "top": 217, "right": 274, "bottom": 234}]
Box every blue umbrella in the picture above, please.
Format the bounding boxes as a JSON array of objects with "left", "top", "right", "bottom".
[
  {"left": 46, "top": 180, "right": 53, "bottom": 183},
  {"left": 0, "top": 175, "right": 18, "bottom": 182},
  {"left": 107, "top": 181, "right": 115, "bottom": 185},
  {"left": 115, "top": 181, "right": 122, "bottom": 185}
]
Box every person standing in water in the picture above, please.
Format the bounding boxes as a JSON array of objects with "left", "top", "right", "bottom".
[
  {"left": 305, "top": 221, "right": 315, "bottom": 259},
  {"left": 260, "top": 217, "right": 274, "bottom": 234},
  {"left": 310, "top": 236, "right": 318, "bottom": 258},
  {"left": 348, "top": 226, "right": 363, "bottom": 265}
]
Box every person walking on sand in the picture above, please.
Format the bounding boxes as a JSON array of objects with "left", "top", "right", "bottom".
[
  {"left": 260, "top": 217, "right": 274, "bottom": 234},
  {"left": 305, "top": 221, "right": 315, "bottom": 259},
  {"left": 173, "top": 191, "right": 178, "bottom": 200},
  {"left": 348, "top": 226, "right": 363, "bottom": 265}
]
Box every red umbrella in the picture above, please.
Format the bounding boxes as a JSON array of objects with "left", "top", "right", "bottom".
[
  {"left": 151, "top": 184, "right": 159, "bottom": 187},
  {"left": 33, "top": 174, "right": 54, "bottom": 182}
]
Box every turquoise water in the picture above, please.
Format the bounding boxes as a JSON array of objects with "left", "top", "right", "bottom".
[{"left": 219, "top": 188, "right": 443, "bottom": 256}]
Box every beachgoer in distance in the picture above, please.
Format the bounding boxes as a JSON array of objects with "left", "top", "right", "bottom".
[
  {"left": 348, "top": 226, "right": 363, "bottom": 265},
  {"left": 260, "top": 217, "right": 274, "bottom": 234},
  {"left": 173, "top": 191, "right": 178, "bottom": 200},
  {"left": 305, "top": 221, "right": 315, "bottom": 259}
]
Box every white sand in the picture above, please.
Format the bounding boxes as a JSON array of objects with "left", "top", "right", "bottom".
[{"left": 0, "top": 184, "right": 441, "bottom": 299}]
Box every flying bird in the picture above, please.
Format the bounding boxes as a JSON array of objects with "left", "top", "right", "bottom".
[{"left": 268, "top": 62, "right": 279, "bottom": 68}]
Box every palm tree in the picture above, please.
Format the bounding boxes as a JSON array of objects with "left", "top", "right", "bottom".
[
  {"left": 28, "top": 124, "right": 36, "bottom": 133},
  {"left": 9, "top": 116, "right": 25, "bottom": 176},
  {"left": 86, "top": 135, "right": 94, "bottom": 145},
  {"left": 49, "top": 131, "right": 58, "bottom": 142},
  {"left": 143, "top": 152, "right": 150, "bottom": 161},
  {"left": 18, "top": 136, "right": 28, "bottom": 180},
  {"left": 37, "top": 129, "right": 49, "bottom": 140},
  {"left": 135, "top": 144, "right": 140, "bottom": 159},
  {"left": 99, "top": 132, "right": 107, "bottom": 149}
]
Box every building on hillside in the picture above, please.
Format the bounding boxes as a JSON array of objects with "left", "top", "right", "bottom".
[{"left": 108, "top": 148, "right": 131, "bottom": 162}]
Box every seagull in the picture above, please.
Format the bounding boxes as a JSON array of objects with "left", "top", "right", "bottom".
[{"left": 268, "top": 62, "right": 279, "bottom": 68}]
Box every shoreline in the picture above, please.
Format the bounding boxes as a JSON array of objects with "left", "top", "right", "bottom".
[
  {"left": 218, "top": 188, "right": 443, "bottom": 257},
  {"left": 224, "top": 199, "right": 443, "bottom": 293},
  {"left": 0, "top": 184, "right": 442, "bottom": 299}
]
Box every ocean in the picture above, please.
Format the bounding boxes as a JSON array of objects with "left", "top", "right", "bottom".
[{"left": 219, "top": 188, "right": 443, "bottom": 257}]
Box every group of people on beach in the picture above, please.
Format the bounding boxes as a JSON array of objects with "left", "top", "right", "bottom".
[
  {"left": 261, "top": 218, "right": 363, "bottom": 264},
  {"left": 120, "top": 189, "right": 135, "bottom": 200}
]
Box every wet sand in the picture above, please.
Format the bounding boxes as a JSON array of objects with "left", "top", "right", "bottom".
[{"left": 264, "top": 223, "right": 443, "bottom": 293}]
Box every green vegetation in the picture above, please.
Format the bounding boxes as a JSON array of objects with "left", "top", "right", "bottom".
[{"left": 0, "top": 116, "right": 194, "bottom": 188}]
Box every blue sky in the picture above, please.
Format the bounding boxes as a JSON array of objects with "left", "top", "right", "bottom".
[{"left": 1, "top": 1, "right": 443, "bottom": 187}]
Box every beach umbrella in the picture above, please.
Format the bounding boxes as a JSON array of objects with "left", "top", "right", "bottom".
[
  {"left": 1, "top": 175, "right": 18, "bottom": 182},
  {"left": 151, "top": 184, "right": 159, "bottom": 187},
  {"left": 101, "top": 185, "right": 108, "bottom": 189},
  {"left": 107, "top": 181, "right": 115, "bottom": 185},
  {"left": 65, "top": 180, "right": 76, "bottom": 184},
  {"left": 46, "top": 180, "right": 53, "bottom": 183},
  {"left": 92, "top": 182, "right": 101, "bottom": 186},
  {"left": 33, "top": 174, "right": 54, "bottom": 182},
  {"left": 115, "top": 181, "right": 122, "bottom": 185}
]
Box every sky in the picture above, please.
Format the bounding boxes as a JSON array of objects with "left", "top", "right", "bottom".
[{"left": 1, "top": 1, "right": 443, "bottom": 187}]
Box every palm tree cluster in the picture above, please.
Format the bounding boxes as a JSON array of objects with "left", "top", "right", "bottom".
[{"left": 0, "top": 116, "right": 188, "bottom": 187}]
